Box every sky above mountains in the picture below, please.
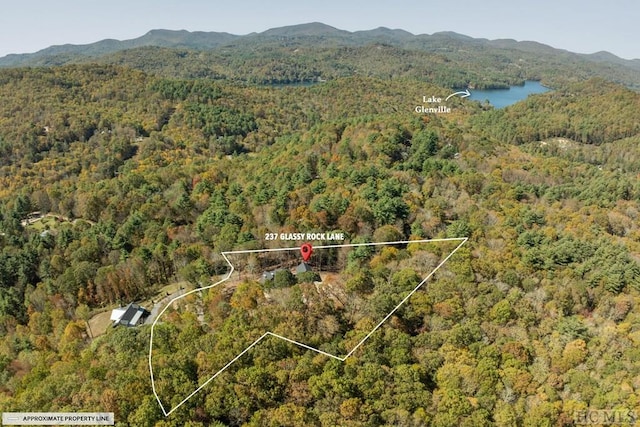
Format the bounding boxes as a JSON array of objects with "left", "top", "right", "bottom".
[{"left": 0, "top": 0, "right": 638, "bottom": 59}]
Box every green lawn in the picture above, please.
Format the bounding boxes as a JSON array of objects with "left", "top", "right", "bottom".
[{"left": 27, "top": 215, "right": 61, "bottom": 232}]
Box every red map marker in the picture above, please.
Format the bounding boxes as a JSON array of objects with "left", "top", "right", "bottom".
[{"left": 300, "top": 243, "right": 313, "bottom": 262}]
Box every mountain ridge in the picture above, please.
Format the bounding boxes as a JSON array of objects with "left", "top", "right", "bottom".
[
  {"left": 0, "top": 28, "right": 240, "bottom": 64},
  {"left": 1, "top": 22, "right": 638, "bottom": 91},
  {"left": 1, "top": 22, "right": 637, "bottom": 66}
]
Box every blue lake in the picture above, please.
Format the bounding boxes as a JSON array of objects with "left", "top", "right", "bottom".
[{"left": 468, "top": 80, "right": 550, "bottom": 108}]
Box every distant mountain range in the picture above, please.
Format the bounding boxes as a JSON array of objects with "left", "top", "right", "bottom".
[
  {"left": 1, "top": 22, "right": 639, "bottom": 89},
  {"left": 0, "top": 29, "right": 239, "bottom": 65}
]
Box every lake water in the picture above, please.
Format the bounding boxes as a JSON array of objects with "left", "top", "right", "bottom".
[{"left": 468, "top": 80, "right": 549, "bottom": 108}]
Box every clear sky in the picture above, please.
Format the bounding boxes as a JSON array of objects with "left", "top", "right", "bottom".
[{"left": 0, "top": 0, "right": 638, "bottom": 59}]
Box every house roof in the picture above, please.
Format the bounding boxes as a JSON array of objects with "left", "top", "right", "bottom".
[
  {"left": 261, "top": 268, "right": 290, "bottom": 282},
  {"left": 111, "top": 303, "right": 150, "bottom": 327},
  {"left": 296, "top": 262, "right": 312, "bottom": 273},
  {"left": 110, "top": 308, "right": 126, "bottom": 322},
  {"left": 129, "top": 309, "right": 145, "bottom": 325}
]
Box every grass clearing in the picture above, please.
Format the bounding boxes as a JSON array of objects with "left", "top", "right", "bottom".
[
  {"left": 27, "top": 216, "right": 60, "bottom": 232},
  {"left": 87, "top": 310, "right": 112, "bottom": 338},
  {"left": 86, "top": 281, "right": 195, "bottom": 339}
]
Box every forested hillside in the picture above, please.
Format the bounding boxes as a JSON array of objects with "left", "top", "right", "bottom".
[
  {"left": 472, "top": 79, "right": 640, "bottom": 145},
  {"left": 2, "top": 23, "right": 640, "bottom": 90},
  {"left": 1, "top": 61, "right": 640, "bottom": 426}
]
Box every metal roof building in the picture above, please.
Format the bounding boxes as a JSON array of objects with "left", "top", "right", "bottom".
[{"left": 110, "top": 303, "right": 150, "bottom": 327}]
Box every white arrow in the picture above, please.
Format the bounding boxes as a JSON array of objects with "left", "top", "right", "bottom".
[{"left": 445, "top": 89, "right": 471, "bottom": 101}]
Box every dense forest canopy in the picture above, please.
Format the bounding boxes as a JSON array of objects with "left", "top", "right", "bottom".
[{"left": 0, "top": 34, "right": 639, "bottom": 427}]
